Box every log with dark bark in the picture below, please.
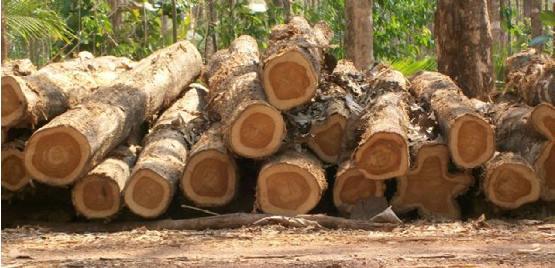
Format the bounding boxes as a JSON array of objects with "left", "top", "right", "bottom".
[
  {"left": 256, "top": 150, "right": 327, "bottom": 216},
  {"left": 72, "top": 145, "right": 138, "bottom": 219},
  {"left": 261, "top": 17, "right": 333, "bottom": 110},
  {"left": 410, "top": 71, "right": 495, "bottom": 168},
  {"left": 1, "top": 59, "right": 36, "bottom": 76},
  {"left": 333, "top": 161, "right": 385, "bottom": 215},
  {"left": 1, "top": 52, "right": 134, "bottom": 128},
  {"left": 206, "top": 36, "right": 285, "bottom": 159},
  {"left": 24, "top": 41, "right": 202, "bottom": 186},
  {"left": 505, "top": 49, "right": 554, "bottom": 106},
  {"left": 391, "top": 143, "right": 474, "bottom": 219},
  {"left": 124, "top": 86, "right": 209, "bottom": 218},
  {"left": 1, "top": 139, "right": 30, "bottom": 191},
  {"left": 181, "top": 123, "right": 238, "bottom": 208}
]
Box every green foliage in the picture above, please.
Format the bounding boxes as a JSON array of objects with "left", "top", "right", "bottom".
[
  {"left": 303, "top": 0, "right": 345, "bottom": 59},
  {"left": 390, "top": 57, "right": 437, "bottom": 77}
]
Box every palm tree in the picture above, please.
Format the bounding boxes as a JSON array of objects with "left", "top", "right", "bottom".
[{"left": 2, "top": 0, "right": 72, "bottom": 63}]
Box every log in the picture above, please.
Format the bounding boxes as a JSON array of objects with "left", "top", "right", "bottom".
[
  {"left": 333, "top": 161, "right": 385, "bottom": 214},
  {"left": 206, "top": 36, "right": 285, "bottom": 159},
  {"left": 181, "top": 124, "right": 238, "bottom": 208},
  {"left": 1, "top": 52, "right": 134, "bottom": 127},
  {"left": 482, "top": 152, "right": 541, "bottom": 209},
  {"left": 1, "top": 58, "right": 36, "bottom": 76},
  {"left": 391, "top": 143, "right": 474, "bottom": 219},
  {"left": 410, "top": 71, "right": 495, "bottom": 168},
  {"left": 505, "top": 49, "right": 554, "bottom": 106},
  {"left": 72, "top": 145, "right": 138, "bottom": 219},
  {"left": 256, "top": 150, "right": 327, "bottom": 216},
  {"left": 261, "top": 17, "right": 333, "bottom": 110},
  {"left": 1, "top": 139, "right": 30, "bottom": 191},
  {"left": 124, "top": 86, "right": 209, "bottom": 218},
  {"left": 24, "top": 41, "right": 202, "bottom": 186}
]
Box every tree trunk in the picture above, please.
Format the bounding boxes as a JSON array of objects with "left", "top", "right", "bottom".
[
  {"left": 181, "top": 123, "right": 238, "bottom": 208},
  {"left": 530, "top": 0, "right": 543, "bottom": 50},
  {"left": 256, "top": 150, "right": 327, "bottom": 216},
  {"left": 410, "top": 71, "right": 495, "bottom": 168},
  {"left": 1, "top": 8, "right": 8, "bottom": 64},
  {"left": 24, "top": 41, "right": 202, "bottom": 187},
  {"left": 1, "top": 139, "right": 30, "bottom": 191},
  {"left": 435, "top": 0, "right": 494, "bottom": 99},
  {"left": 206, "top": 36, "right": 286, "bottom": 159},
  {"left": 504, "top": 49, "right": 555, "bottom": 106},
  {"left": 124, "top": 86, "right": 209, "bottom": 218},
  {"left": 391, "top": 143, "right": 474, "bottom": 219},
  {"left": 1, "top": 52, "right": 135, "bottom": 128},
  {"left": 344, "top": 0, "right": 373, "bottom": 70},
  {"left": 333, "top": 161, "right": 385, "bottom": 215},
  {"left": 488, "top": 0, "right": 505, "bottom": 47},
  {"left": 72, "top": 145, "right": 138, "bottom": 219},
  {"left": 261, "top": 17, "right": 333, "bottom": 110},
  {"left": 204, "top": 0, "right": 217, "bottom": 60}
]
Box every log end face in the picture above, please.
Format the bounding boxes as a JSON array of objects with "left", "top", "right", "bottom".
[
  {"left": 486, "top": 162, "right": 541, "bottom": 209},
  {"left": 1, "top": 76, "right": 26, "bottom": 127},
  {"left": 450, "top": 115, "right": 495, "bottom": 168},
  {"left": 354, "top": 132, "right": 409, "bottom": 180},
  {"left": 1, "top": 149, "right": 29, "bottom": 191},
  {"left": 531, "top": 103, "right": 555, "bottom": 139},
  {"left": 230, "top": 103, "right": 285, "bottom": 158},
  {"left": 539, "top": 142, "right": 555, "bottom": 201},
  {"left": 333, "top": 167, "right": 385, "bottom": 213},
  {"left": 124, "top": 169, "right": 172, "bottom": 218},
  {"left": 24, "top": 126, "right": 90, "bottom": 186},
  {"left": 73, "top": 176, "right": 121, "bottom": 219},
  {"left": 307, "top": 114, "right": 347, "bottom": 163},
  {"left": 181, "top": 150, "right": 237, "bottom": 207},
  {"left": 263, "top": 50, "right": 317, "bottom": 110}
]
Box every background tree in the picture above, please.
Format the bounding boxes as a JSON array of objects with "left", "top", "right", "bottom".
[{"left": 344, "top": 0, "right": 373, "bottom": 70}]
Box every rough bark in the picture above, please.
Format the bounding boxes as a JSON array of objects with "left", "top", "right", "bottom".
[
  {"left": 123, "top": 86, "right": 209, "bottom": 218},
  {"left": 24, "top": 41, "right": 202, "bottom": 186},
  {"left": 488, "top": 0, "right": 504, "bottom": 46},
  {"left": 391, "top": 143, "right": 474, "bottom": 220},
  {"left": 1, "top": 59, "right": 36, "bottom": 76},
  {"left": 1, "top": 139, "right": 30, "bottom": 191},
  {"left": 262, "top": 17, "right": 333, "bottom": 110},
  {"left": 206, "top": 36, "right": 286, "bottom": 159},
  {"left": 435, "top": 0, "right": 494, "bottom": 99},
  {"left": 504, "top": 49, "right": 555, "bottom": 106},
  {"left": 72, "top": 145, "right": 138, "bottom": 219},
  {"left": 530, "top": 0, "right": 543, "bottom": 50},
  {"left": 181, "top": 123, "right": 238, "bottom": 208},
  {"left": 256, "top": 150, "right": 327, "bottom": 216},
  {"left": 1, "top": 52, "right": 135, "bottom": 128},
  {"left": 344, "top": 0, "right": 373, "bottom": 70},
  {"left": 333, "top": 161, "right": 385, "bottom": 215},
  {"left": 410, "top": 71, "right": 495, "bottom": 168}
]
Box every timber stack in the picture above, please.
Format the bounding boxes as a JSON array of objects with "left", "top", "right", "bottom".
[{"left": 2, "top": 17, "right": 554, "bottom": 222}]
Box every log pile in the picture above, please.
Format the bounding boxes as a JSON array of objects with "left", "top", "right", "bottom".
[{"left": 2, "top": 17, "right": 554, "bottom": 223}]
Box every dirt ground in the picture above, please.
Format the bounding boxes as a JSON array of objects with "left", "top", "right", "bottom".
[{"left": 2, "top": 218, "right": 555, "bottom": 267}]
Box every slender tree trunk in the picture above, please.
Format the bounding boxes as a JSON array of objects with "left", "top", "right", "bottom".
[
  {"left": 531, "top": 0, "right": 543, "bottom": 50},
  {"left": 1, "top": 8, "right": 8, "bottom": 64},
  {"left": 172, "top": 0, "right": 178, "bottom": 43},
  {"left": 344, "top": 0, "right": 373, "bottom": 70},
  {"left": 205, "top": 0, "right": 217, "bottom": 60},
  {"left": 488, "top": 0, "right": 505, "bottom": 47}
]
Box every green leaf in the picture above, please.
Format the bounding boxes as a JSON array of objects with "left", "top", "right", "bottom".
[{"left": 540, "top": 11, "right": 555, "bottom": 27}]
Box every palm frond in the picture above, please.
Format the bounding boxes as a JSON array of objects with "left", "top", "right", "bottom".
[{"left": 391, "top": 57, "right": 437, "bottom": 77}]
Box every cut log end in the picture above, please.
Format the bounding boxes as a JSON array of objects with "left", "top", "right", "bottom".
[
  {"left": 333, "top": 166, "right": 385, "bottom": 213},
  {"left": 263, "top": 50, "right": 317, "bottom": 110},
  {"left": 538, "top": 142, "right": 555, "bottom": 201},
  {"left": 24, "top": 126, "right": 90, "bottom": 186},
  {"left": 354, "top": 132, "right": 409, "bottom": 180},
  {"left": 181, "top": 150, "right": 237, "bottom": 207},
  {"left": 449, "top": 115, "right": 495, "bottom": 168},
  {"left": 124, "top": 169, "right": 172, "bottom": 218},
  {"left": 230, "top": 103, "right": 285, "bottom": 158},
  {"left": 257, "top": 163, "right": 322, "bottom": 216},
  {"left": 72, "top": 176, "right": 121, "bottom": 219},
  {"left": 307, "top": 114, "right": 347, "bottom": 163},
  {"left": 1, "top": 149, "right": 29, "bottom": 191},
  {"left": 1, "top": 76, "right": 26, "bottom": 127},
  {"left": 531, "top": 103, "right": 555, "bottom": 139},
  {"left": 485, "top": 161, "right": 541, "bottom": 209}
]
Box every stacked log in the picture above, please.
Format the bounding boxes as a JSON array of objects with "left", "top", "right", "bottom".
[
  {"left": 333, "top": 161, "right": 385, "bottom": 214},
  {"left": 1, "top": 139, "right": 30, "bottom": 191},
  {"left": 505, "top": 49, "right": 554, "bottom": 106}
]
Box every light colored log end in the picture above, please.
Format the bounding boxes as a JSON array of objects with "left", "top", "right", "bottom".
[
  {"left": 229, "top": 103, "right": 285, "bottom": 158},
  {"left": 24, "top": 126, "right": 90, "bottom": 186},
  {"left": 1, "top": 148, "right": 29, "bottom": 191},
  {"left": 1, "top": 76, "right": 27, "bottom": 127},
  {"left": 263, "top": 49, "right": 317, "bottom": 110},
  {"left": 538, "top": 142, "right": 555, "bottom": 201},
  {"left": 449, "top": 114, "right": 495, "bottom": 168},
  {"left": 124, "top": 169, "right": 173, "bottom": 218},
  {"left": 181, "top": 150, "right": 238, "bottom": 207},
  {"left": 72, "top": 175, "right": 121, "bottom": 219},
  {"left": 354, "top": 132, "right": 409, "bottom": 180},
  {"left": 307, "top": 114, "right": 347, "bottom": 163},
  {"left": 333, "top": 165, "right": 385, "bottom": 213}
]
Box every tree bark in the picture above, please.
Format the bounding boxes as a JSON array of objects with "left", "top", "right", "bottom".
[
  {"left": 1, "top": 52, "right": 135, "bottom": 128},
  {"left": 1, "top": 139, "right": 30, "bottom": 191},
  {"left": 435, "top": 0, "right": 494, "bottom": 99},
  {"left": 181, "top": 123, "right": 238, "bottom": 208},
  {"left": 261, "top": 17, "right": 333, "bottom": 110},
  {"left": 256, "top": 150, "right": 327, "bottom": 216},
  {"left": 333, "top": 161, "right": 385, "bottom": 215},
  {"left": 410, "top": 71, "right": 495, "bottom": 168},
  {"left": 24, "top": 41, "right": 202, "bottom": 187},
  {"left": 344, "top": 0, "right": 373, "bottom": 70},
  {"left": 488, "top": 0, "right": 505, "bottom": 47},
  {"left": 72, "top": 145, "right": 138, "bottom": 219},
  {"left": 204, "top": 0, "right": 217, "bottom": 60},
  {"left": 530, "top": 0, "right": 543, "bottom": 50},
  {"left": 124, "top": 86, "right": 209, "bottom": 218}
]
